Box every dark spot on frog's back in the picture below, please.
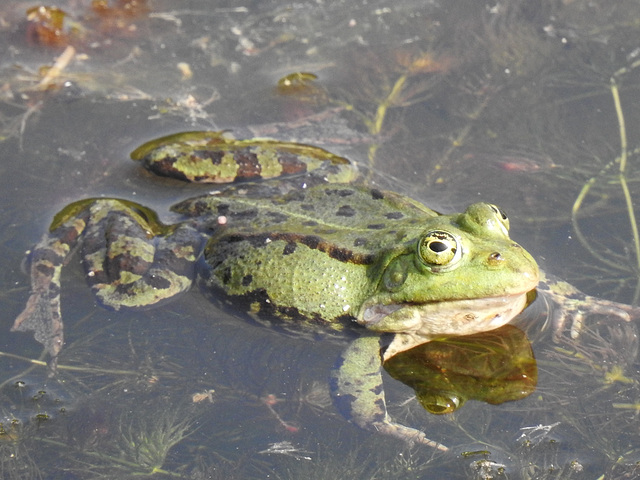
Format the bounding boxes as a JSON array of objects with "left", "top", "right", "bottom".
[
  {"left": 385, "top": 211, "right": 404, "bottom": 219},
  {"left": 266, "top": 211, "right": 289, "bottom": 223},
  {"left": 371, "top": 189, "right": 384, "bottom": 200},
  {"left": 325, "top": 188, "right": 355, "bottom": 198},
  {"left": 232, "top": 208, "right": 259, "bottom": 221},
  {"left": 285, "top": 190, "right": 307, "bottom": 202},
  {"left": 283, "top": 242, "right": 297, "bottom": 255},
  {"left": 353, "top": 238, "right": 368, "bottom": 247},
  {"left": 177, "top": 199, "right": 219, "bottom": 217},
  {"left": 335, "top": 205, "right": 356, "bottom": 217},
  {"left": 216, "top": 203, "right": 230, "bottom": 216},
  {"left": 241, "top": 274, "right": 253, "bottom": 286}
]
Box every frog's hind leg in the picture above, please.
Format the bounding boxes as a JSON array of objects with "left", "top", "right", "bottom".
[
  {"left": 80, "top": 207, "right": 202, "bottom": 310},
  {"left": 12, "top": 201, "right": 95, "bottom": 365},
  {"left": 12, "top": 199, "right": 202, "bottom": 368}
]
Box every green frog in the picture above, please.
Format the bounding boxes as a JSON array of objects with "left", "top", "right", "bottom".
[{"left": 12, "top": 131, "right": 639, "bottom": 451}]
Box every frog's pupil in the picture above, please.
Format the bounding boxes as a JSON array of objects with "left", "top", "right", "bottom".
[{"left": 430, "top": 241, "right": 449, "bottom": 253}]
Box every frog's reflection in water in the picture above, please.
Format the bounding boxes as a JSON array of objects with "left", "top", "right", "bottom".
[{"left": 384, "top": 325, "right": 537, "bottom": 415}]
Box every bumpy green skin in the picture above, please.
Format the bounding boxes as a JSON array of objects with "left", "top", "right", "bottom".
[
  {"left": 186, "top": 187, "right": 539, "bottom": 328},
  {"left": 13, "top": 131, "right": 639, "bottom": 450}
]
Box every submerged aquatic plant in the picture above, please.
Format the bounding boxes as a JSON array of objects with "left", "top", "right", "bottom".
[
  {"left": 0, "top": 414, "right": 43, "bottom": 480},
  {"left": 115, "top": 402, "right": 196, "bottom": 473},
  {"left": 571, "top": 59, "right": 640, "bottom": 302}
]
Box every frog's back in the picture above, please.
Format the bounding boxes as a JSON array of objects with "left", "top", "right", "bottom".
[
  {"left": 178, "top": 184, "right": 440, "bottom": 327},
  {"left": 174, "top": 183, "right": 440, "bottom": 254}
]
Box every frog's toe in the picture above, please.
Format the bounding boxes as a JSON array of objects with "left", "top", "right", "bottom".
[
  {"left": 581, "top": 297, "right": 638, "bottom": 322},
  {"left": 569, "top": 310, "right": 585, "bottom": 340},
  {"left": 551, "top": 296, "right": 638, "bottom": 341},
  {"left": 538, "top": 274, "right": 640, "bottom": 340},
  {"left": 551, "top": 305, "right": 586, "bottom": 339},
  {"left": 548, "top": 302, "right": 578, "bottom": 340},
  {"left": 372, "top": 419, "right": 448, "bottom": 451}
]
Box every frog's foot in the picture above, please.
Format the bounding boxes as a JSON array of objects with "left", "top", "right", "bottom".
[
  {"left": 330, "top": 335, "right": 448, "bottom": 451},
  {"left": 368, "top": 417, "right": 448, "bottom": 451},
  {"left": 12, "top": 227, "right": 77, "bottom": 366},
  {"left": 12, "top": 286, "right": 64, "bottom": 366},
  {"left": 538, "top": 274, "right": 639, "bottom": 340}
]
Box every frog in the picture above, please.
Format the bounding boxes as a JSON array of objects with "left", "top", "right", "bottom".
[{"left": 12, "top": 131, "right": 640, "bottom": 451}]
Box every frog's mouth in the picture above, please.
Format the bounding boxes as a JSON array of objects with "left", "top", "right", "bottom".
[{"left": 359, "top": 290, "right": 534, "bottom": 358}]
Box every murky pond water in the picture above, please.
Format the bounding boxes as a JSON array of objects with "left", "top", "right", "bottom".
[{"left": 2, "top": 0, "right": 640, "bottom": 478}]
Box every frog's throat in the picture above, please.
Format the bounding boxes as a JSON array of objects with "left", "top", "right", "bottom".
[{"left": 359, "top": 291, "right": 533, "bottom": 358}]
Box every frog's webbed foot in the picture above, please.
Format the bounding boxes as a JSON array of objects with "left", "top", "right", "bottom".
[
  {"left": 11, "top": 226, "right": 78, "bottom": 372},
  {"left": 330, "top": 335, "right": 448, "bottom": 451},
  {"left": 538, "top": 273, "right": 640, "bottom": 340},
  {"left": 12, "top": 281, "right": 64, "bottom": 370},
  {"left": 367, "top": 418, "right": 448, "bottom": 450}
]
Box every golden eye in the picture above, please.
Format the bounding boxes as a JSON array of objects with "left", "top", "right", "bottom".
[{"left": 418, "top": 230, "right": 460, "bottom": 267}]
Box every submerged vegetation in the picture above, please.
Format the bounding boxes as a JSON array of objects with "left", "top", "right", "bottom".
[{"left": 571, "top": 60, "right": 640, "bottom": 303}]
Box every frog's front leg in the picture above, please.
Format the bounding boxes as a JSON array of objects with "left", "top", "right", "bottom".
[
  {"left": 12, "top": 199, "right": 203, "bottom": 366},
  {"left": 330, "top": 335, "right": 448, "bottom": 451},
  {"left": 538, "top": 272, "right": 640, "bottom": 339}
]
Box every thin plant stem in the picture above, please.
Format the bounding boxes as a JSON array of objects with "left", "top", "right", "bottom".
[{"left": 571, "top": 64, "right": 640, "bottom": 302}]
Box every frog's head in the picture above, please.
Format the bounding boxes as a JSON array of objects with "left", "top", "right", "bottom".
[{"left": 357, "top": 202, "right": 539, "bottom": 353}]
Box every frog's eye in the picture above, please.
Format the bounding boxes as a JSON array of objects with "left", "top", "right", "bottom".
[
  {"left": 418, "top": 230, "right": 461, "bottom": 268},
  {"left": 489, "top": 204, "right": 510, "bottom": 233},
  {"left": 460, "top": 203, "right": 511, "bottom": 238}
]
